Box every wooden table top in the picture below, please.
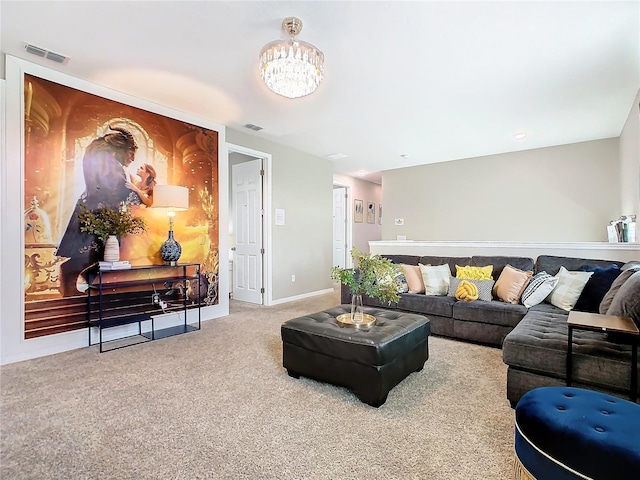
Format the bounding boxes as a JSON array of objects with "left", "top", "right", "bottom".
[{"left": 567, "top": 311, "right": 639, "bottom": 335}]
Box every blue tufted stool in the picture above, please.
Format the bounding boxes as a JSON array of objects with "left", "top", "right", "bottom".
[{"left": 514, "top": 387, "right": 640, "bottom": 479}]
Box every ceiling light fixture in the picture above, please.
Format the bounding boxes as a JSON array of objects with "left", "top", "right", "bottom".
[
  {"left": 259, "top": 17, "right": 324, "bottom": 99},
  {"left": 513, "top": 132, "right": 527, "bottom": 140}
]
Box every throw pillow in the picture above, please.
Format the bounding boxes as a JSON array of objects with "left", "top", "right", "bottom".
[
  {"left": 520, "top": 272, "right": 559, "bottom": 308},
  {"left": 448, "top": 277, "right": 495, "bottom": 302},
  {"left": 606, "top": 270, "right": 640, "bottom": 327},
  {"left": 599, "top": 265, "right": 640, "bottom": 314},
  {"left": 546, "top": 266, "right": 593, "bottom": 312},
  {"left": 419, "top": 263, "right": 450, "bottom": 296},
  {"left": 395, "top": 272, "right": 409, "bottom": 294},
  {"left": 573, "top": 264, "right": 622, "bottom": 313},
  {"left": 455, "top": 280, "right": 478, "bottom": 301},
  {"left": 455, "top": 264, "right": 493, "bottom": 280},
  {"left": 401, "top": 264, "right": 425, "bottom": 294},
  {"left": 493, "top": 264, "right": 533, "bottom": 304}
]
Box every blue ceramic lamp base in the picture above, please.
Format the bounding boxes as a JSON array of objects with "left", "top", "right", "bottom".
[{"left": 160, "top": 230, "right": 182, "bottom": 266}]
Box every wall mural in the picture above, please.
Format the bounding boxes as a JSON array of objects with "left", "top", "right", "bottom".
[{"left": 23, "top": 74, "right": 219, "bottom": 339}]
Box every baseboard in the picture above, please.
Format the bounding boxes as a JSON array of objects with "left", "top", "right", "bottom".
[{"left": 269, "top": 288, "right": 334, "bottom": 306}]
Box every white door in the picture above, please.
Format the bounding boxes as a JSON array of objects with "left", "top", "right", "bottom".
[
  {"left": 232, "top": 159, "right": 263, "bottom": 304},
  {"left": 333, "top": 187, "right": 347, "bottom": 267}
]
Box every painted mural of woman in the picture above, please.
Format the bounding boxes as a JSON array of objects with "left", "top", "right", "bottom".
[{"left": 55, "top": 125, "right": 139, "bottom": 296}]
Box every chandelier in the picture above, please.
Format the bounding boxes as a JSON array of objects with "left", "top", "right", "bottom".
[{"left": 259, "top": 17, "right": 324, "bottom": 99}]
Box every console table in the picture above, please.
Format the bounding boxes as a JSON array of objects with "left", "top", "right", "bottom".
[
  {"left": 567, "top": 311, "right": 639, "bottom": 401},
  {"left": 85, "top": 263, "right": 201, "bottom": 352}
]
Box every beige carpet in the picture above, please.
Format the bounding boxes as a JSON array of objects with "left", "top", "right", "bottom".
[{"left": 1, "top": 289, "right": 515, "bottom": 479}]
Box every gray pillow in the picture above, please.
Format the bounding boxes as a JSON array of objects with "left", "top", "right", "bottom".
[
  {"left": 448, "top": 277, "right": 494, "bottom": 302},
  {"left": 599, "top": 266, "right": 640, "bottom": 314},
  {"left": 606, "top": 270, "right": 640, "bottom": 325}
]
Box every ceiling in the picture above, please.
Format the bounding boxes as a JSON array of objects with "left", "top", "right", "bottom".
[{"left": 1, "top": 1, "right": 639, "bottom": 184}]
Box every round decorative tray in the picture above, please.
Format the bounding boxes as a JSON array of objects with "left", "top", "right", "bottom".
[{"left": 336, "top": 313, "right": 376, "bottom": 329}]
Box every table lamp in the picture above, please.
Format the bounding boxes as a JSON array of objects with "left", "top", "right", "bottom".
[{"left": 152, "top": 185, "right": 189, "bottom": 265}]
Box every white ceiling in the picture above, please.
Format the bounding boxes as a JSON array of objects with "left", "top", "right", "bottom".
[{"left": 1, "top": 1, "right": 639, "bottom": 184}]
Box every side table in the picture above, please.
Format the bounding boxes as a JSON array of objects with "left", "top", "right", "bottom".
[{"left": 567, "top": 311, "right": 639, "bottom": 402}]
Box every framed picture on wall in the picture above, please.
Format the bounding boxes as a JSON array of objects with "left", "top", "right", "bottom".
[
  {"left": 367, "top": 202, "right": 375, "bottom": 224},
  {"left": 379, "top": 204, "right": 383, "bottom": 225},
  {"left": 354, "top": 199, "right": 363, "bottom": 223}
]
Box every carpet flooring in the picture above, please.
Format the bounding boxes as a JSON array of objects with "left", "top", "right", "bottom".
[{"left": 1, "top": 289, "right": 515, "bottom": 479}]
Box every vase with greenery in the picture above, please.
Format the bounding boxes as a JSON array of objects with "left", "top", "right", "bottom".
[
  {"left": 331, "top": 248, "right": 402, "bottom": 323},
  {"left": 77, "top": 203, "right": 146, "bottom": 261}
]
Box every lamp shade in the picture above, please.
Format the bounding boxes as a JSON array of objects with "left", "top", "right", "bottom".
[{"left": 153, "top": 185, "right": 189, "bottom": 210}]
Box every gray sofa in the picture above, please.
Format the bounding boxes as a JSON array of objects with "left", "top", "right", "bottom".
[
  {"left": 340, "top": 253, "right": 640, "bottom": 405},
  {"left": 340, "top": 254, "right": 536, "bottom": 347},
  {"left": 503, "top": 255, "right": 639, "bottom": 406}
]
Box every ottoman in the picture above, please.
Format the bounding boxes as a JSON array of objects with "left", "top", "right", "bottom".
[
  {"left": 281, "top": 304, "right": 430, "bottom": 407},
  {"left": 514, "top": 386, "right": 640, "bottom": 479}
]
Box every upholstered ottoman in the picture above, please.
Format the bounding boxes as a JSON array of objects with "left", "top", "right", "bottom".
[
  {"left": 281, "top": 305, "right": 430, "bottom": 407},
  {"left": 514, "top": 386, "right": 640, "bottom": 479}
]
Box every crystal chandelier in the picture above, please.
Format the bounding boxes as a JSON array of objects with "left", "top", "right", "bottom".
[{"left": 259, "top": 17, "right": 324, "bottom": 99}]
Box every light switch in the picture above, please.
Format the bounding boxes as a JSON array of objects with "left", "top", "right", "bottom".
[{"left": 394, "top": 218, "right": 404, "bottom": 226}]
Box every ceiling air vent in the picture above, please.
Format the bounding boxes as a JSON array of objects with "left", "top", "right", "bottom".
[
  {"left": 244, "top": 124, "right": 263, "bottom": 131},
  {"left": 24, "top": 43, "right": 69, "bottom": 64}
]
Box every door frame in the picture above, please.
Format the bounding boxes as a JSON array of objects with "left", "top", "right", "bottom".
[
  {"left": 227, "top": 143, "right": 273, "bottom": 305},
  {"left": 332, "top": 182, "right": 353, "bottom": 268}
]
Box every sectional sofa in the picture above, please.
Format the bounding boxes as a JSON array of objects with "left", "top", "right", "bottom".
[{"left": 339, "top": 253, "right": 640, "bottom": 405}]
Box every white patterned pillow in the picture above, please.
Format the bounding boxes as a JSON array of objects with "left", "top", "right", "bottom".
[
  {"left": 395, "top": 271, "right": 409, "bottom": 294},
  {"left": 448, "top": 277, "right": 495, "bottom": 302},
  {"left": 418, "top": 263, "right": 450, "bottom": 296},
  {"left": 546, "top": 266, "right": 593, "bottom": 311},
  {"left": 521, "top": 272, "right": 558, "bottom": 308}
]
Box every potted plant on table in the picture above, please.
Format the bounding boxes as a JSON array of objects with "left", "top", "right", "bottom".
[
  {"left": 331, "top": 248, "right": 402, "bottom": 324},
  {"left": 77, "top": 203, "right": 146, "bottom": 262}
]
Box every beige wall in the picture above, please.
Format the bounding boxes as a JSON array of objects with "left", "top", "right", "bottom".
[
  {"left": 619, "top": 89, "right": 640, "bottom": 219},
  {"left": 381, "top": 138, "right": 620, "bottom": 242},
  {"left": 333, "top": 174, "right": 382, "bottom": 253},
  {"left": 226, "top": 129, "right": 334, "bottom": 302}
]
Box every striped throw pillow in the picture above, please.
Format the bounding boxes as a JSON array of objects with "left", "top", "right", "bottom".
[{"left": 520, "top": 272, "right": 558, "bottom": 308}]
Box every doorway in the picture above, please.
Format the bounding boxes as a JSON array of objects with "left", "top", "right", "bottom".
[
  {"left": 332, "top": 184, "right": 351, "bottom": 268},
  {"left": 228, "top": 144, "right": 272, "bottom": 305}
]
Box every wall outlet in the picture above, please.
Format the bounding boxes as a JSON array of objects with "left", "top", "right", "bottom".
[
  {"left": 152, "top": 293, "right": 160, "bottom": 305},
  {"left": 291, "top": 275, "right": 296, "bottom": 282}
]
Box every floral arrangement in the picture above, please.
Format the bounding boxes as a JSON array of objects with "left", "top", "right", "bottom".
[
  {"left": 77, "top": 203, "right": 146, "bottom": 242},
  {"left": 331, "top": 248, "right": 402, "bottom": 305}
]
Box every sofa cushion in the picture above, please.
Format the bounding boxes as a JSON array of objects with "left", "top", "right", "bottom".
[
  {"left": 448, "top": 277, "right": 494, "bottom": 302},
  {"left": 573, "top": 264, "right": 622, "bottom": 313},
  {"left": 383, "top": 254, "right": 421, "bottom": 266},
  {"left": 502, "top": 310, "right": 637, "bottom": 391},
  {"left": 400, "top": 264, "right": 425, "bottom": 294},
  {"left": 600, "top": 265, "right": 640, "bottom": 314},
  {"left": 547, "top": 267, "right": 593, "bottom": 311},
  {"left": 535, "top": 255, "right": 625, "bottom": 276},
  {"left": 419, "top": 263, "right": 450, "bottom": 295},
  {"left": 453, "top": 300, "right": 527, "bottom": 328},
  {"left": 521, "top": 272, "right": 558, "bottom": 308},
  {"left": 607, "top": 270, "right": 640, "bottom": 326},
  {"left": 419, "top": 256, "right": 471, "bottom": 276},
  {"left": 470, "top": 256, "right": 535, "bottom": 281},
  {"left": 493, "top": 264, "right": 533, "bottom": 304},
  {"left": 398, "top": 293, "right": 456, "bottom": 318}
]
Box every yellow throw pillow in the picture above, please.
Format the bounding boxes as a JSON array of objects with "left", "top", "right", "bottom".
[
  {"left": 455, "top": 280, "right": 479, "bottom": 301},
  {"left": 456, "top": 265, "right": 493, "bottom": 280}
]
